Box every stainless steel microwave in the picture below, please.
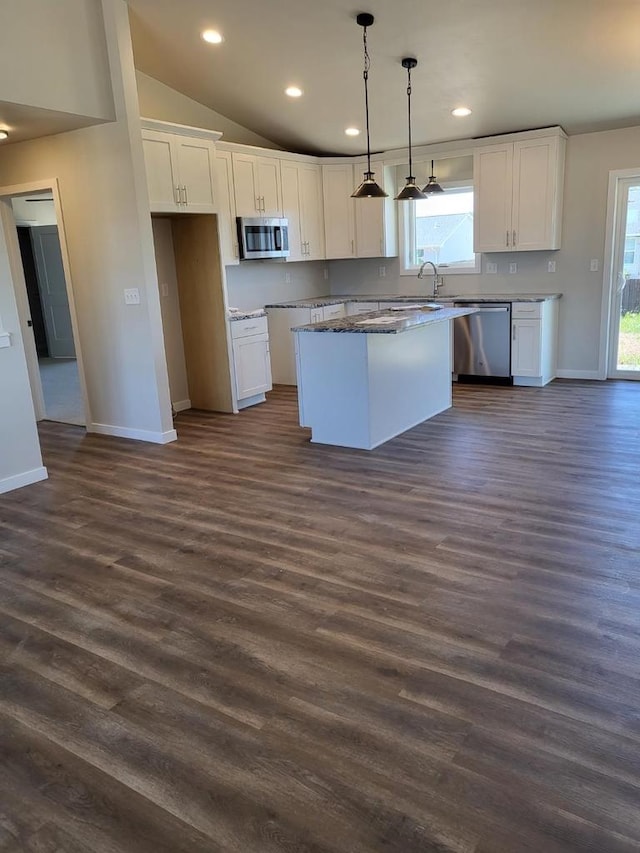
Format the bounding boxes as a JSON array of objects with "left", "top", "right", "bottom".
[{"left": 237, "top": 217, "right": 289, "bottom": 260}]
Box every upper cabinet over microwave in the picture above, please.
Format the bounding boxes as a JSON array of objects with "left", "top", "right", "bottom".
[{"left": 473, "top": 130, "right": 566, "bottom": 253}]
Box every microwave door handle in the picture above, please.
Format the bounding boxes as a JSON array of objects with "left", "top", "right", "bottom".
[{"left": 274, "top": 227, "right": 282, "bottom": 251}]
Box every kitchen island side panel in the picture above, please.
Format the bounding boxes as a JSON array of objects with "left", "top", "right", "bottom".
[
  {"left": 367, "top": 321, "right": 452, "bottom": 448},
  {"left": 295, "top": 331, "right": 371, "bottom": 448}
]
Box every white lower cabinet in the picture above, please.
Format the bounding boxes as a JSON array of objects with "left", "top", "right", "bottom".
[
  {"left": 267, "top": 304, "right": 346, "bottom": 385},
  {"left": 230, "top": 316, "right": 272, "bottom": 407},
  {"left": 511, "top": 300, "right": 558, "bottom": 386},
  {"left": 346, "top": 301, "right": 379, "bottom": 316}
]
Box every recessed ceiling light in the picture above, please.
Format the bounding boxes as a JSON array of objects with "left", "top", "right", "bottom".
[
  {"left": 451, "top": 107, "right": 472, "bottom": 117},
  {"left": 0, "top": 131, "right": 8, "bottom": 140},
  {"left": 202, "top": 29, "right": 223, "bottom": 44},
  {"left": 345, "top": 127, "right": 360, "bottom": 136},
  {"left": 285, "top": 86, "right": 303, "bottom": 98}
]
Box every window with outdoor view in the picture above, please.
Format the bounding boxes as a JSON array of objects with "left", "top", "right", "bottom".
[{"left": 401, "top": 184, "right": 480, "bottom": 274}]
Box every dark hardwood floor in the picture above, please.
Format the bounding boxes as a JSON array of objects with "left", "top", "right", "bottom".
[{"left": 1, "top": 380, "right": 640, "bottom": 852}]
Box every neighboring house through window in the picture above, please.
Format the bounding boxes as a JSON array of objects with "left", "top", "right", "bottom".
[{"left": 400, "top": 183, "right": 480, "bottom": 275}]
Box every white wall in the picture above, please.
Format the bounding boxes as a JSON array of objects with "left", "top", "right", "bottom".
[
  {"left": 0, "top": 0, "right": 175, "bottom": 451},
  {"left": 136, "top": 72, "right": 281, "bottom": 149},
  {"left": 225, "top": 260, "right": 328, "bottom": 311},
  {"left": 152, "top": 217, "right": 189, "bottom": 409},
  {"left": 329, "top": 125, "right": 640, "bottom": 378},
  {"left": 0, "top": 0, "right": 114, "bottom": 121}
]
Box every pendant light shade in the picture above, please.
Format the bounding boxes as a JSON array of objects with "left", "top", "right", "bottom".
[
  {"left": 423, "top": 160, "right": 444, "bottom": 194},
  {"left": 396, "top": 58, "right": 426, "bottom": 201},
  {"left": 351, "top": 13, "right": 388, "bottom": 199}
]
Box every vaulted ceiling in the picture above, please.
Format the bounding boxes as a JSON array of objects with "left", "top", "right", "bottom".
[{"left": 128, "top": 0, "right": 640, "bottom": 156}]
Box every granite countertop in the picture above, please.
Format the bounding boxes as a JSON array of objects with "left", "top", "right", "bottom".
[
  {"left": 266, "top": 293, "right": 561, "bottom": 308},
  {"left": 228, "top": 309, "right": 267, "bottom": 321},
  {"left": 292, "top": 305, "right": 477, "bottom": 334}
]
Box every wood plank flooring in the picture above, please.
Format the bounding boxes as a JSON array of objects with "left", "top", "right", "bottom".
[{"left": 1, "top": 380, "right": 640, "bottom": 852}]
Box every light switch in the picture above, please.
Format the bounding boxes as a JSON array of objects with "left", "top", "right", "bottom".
[
  {"left": 548, "top": 260, "right": 556, "bottom": 273},
  {"left": 378, "top": 266, "right": 386, "bottom": 278},
  {"left": 485, "top": 262, "right": 497, "bottom": 274},
  {"left": 509, "top": 262, "right": 517, "bottom": 274},
  {"left": 124, "top": 288, "right": 140, "bottom": 305},
  {"left": 590, "top": 259, "right": 599, "bottom": 272}
]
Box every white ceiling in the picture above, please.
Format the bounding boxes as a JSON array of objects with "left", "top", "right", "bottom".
[{"left": 127, "top": 0, "right": 640, "bottom": 156}]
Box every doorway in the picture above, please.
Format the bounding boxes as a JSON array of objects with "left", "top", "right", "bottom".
[
  {"left": 5, "top": 187, "right": 87, "bottom": 427},
  {"left": 606, "top": 175, "right": 640, "bottom": 379}
]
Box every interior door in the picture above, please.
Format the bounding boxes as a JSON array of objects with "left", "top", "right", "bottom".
[
  {"left": 31, "top": 225, "right": 76, "bottom": 359},
  {"left": 608, "top": 178, "right": 640, "bottom": 378}
]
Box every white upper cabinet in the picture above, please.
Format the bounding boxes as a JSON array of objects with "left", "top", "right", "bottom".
[
  {"left": 281, "top": 160, "right": 325, "bottom": 261},
  {"left": 141, "top": 120, "right": 220, "bottom": 214},
  {"left": 473, "top": 131, "right": 566, "bottom": 253},
  {"left": 322, "top": 163, "right": 397, "bottom": 260},
  {"left": 232, "top": 152, "right": 283, "bottom": 217},
  {"left": 213, "top": 150, "right": 239, "bottom": 266},
  {"left": 322, "top": 165, "right": 356, "bottom": 259}
]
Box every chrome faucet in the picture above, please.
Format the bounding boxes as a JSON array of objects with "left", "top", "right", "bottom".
[{"left": 417, "top": 260, "right": 442, "bottom": 297}]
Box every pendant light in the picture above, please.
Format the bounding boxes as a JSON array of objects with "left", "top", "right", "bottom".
[
  {"left": 351, "top": 13, "right": 388, "bottom": 199},
  {"left": 395, "top": 58, "right": 426, "bottom": 201},
  {"left": 423, "top": 160, "right": 444, "bottom": 194}
]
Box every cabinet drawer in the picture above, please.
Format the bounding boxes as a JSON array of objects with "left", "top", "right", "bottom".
[
  {"left": 346, "top": 301, "right": 380, "bottom": 316},
  {"left": 230, "top": 316, "right": 268, "bottom": 339},
  {"left": 512, "top": 302, "right": 543, "bottom": 319},
  {"left": 322, "top": 303, "right": 346, "bottom": 321}
]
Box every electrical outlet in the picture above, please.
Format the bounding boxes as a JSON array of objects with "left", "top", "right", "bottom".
[
  {"left": 124, "top": 288, "right": 140, "bottom": 305},
  {"left": 285, "top": 272, "right": 291, "bottom": 284},
  {"left": 547, "top": 260, "right": 556, "bottom": 273},
  {"left": 486, "top": 262, "right": 497, "bottom": 274},
  {"left": 378, "top": 265, "right": 386, "bottom": 278},
  {"left": 590, "top": 259, "right": 599, "bottom": 272},
  {"left": 509, "top": 262, "right": 518, "bottom": 274},
  {"left": 323, "top": 267, "right": 329, "bottom": 280}
]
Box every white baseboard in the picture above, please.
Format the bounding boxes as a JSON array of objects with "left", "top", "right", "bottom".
[
  {"left": 0, "top": 466, "right": 48, "bottom": 495},
  {"left": 88, "top": 423, "right": 178, "bottom": 444},
  {"left": 172, "top": 399, "right": 191, "bottom": 413},
  {"left": 555, "top": 369, "right": 603, "bottom": 381}
]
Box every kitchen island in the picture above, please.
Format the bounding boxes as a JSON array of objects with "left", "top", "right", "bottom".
[{"left": 293, "top": 304, "right": 476, "bottom": 450}]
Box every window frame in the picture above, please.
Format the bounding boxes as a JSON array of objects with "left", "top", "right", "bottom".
[{"left": 398, "top": 179, "right": 481, "bottom": 276}]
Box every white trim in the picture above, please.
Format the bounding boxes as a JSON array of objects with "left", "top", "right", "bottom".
[
  {"left": 555, "top": 369, "right": 603, "bottom": 380},
  {"left": 172, "top": 399, "right": 191, "bottom": 413},
  {"left": 0, "top": 466, "right": 48, "bottom": 495},
  {"left": 140, "top": 117, "right": 222, "bottom": 142},
  {"left": 599, "top": 167, "right": 640, "bottom": 379},
  {"left": 0, "top": 177, "right": 91, "bottom": 425},
  {"left": 88, "top": 423, "right": 178, "bottom": 444}
]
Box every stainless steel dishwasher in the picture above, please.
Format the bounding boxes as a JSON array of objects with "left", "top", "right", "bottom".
[{"left": 453, "top": 302, "right": 512, "bottom": 383}]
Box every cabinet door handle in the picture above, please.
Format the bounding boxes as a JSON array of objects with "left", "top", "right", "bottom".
[
  {"left": 513, "top": 230, "right": 516, "bottom": 247},
  {"left": 506, "top": 230, "right": 510, "bottom": 247},
  {"left": 351, "top": 239, "right": 355, "bottom": 255},
  {"left": 183, "top": 185, "right": 188, "bottom": 205},
  {"left": 512, "top": 325, "right": 517, "bottom": 341},
  {"left": 306, "top": 241, "right": 310, "bottom": 255},
  {"left": 256, "top": 196, "right": 261, "bottom": 212},
  {"left": 175, "top": 186, "right": 181, "bottom": 204},
  {"left": 260, "top": 195, "right": 265, "bottom": 212},
  {"left": 380, "top": 239, "right": 383, "bottom": 254}
]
